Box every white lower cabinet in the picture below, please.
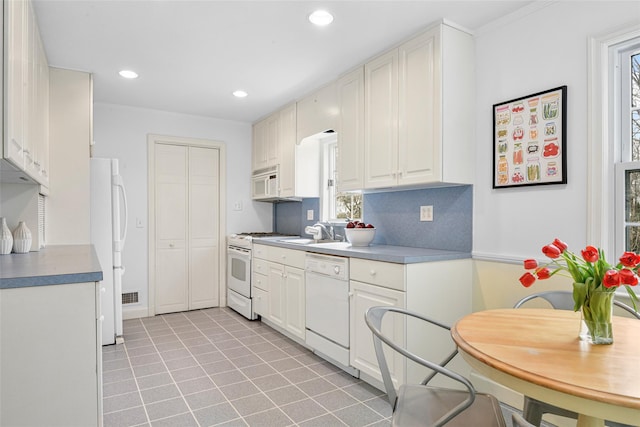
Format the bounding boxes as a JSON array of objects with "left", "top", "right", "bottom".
[
  {"left": 253, "top": 244, "right": 306, "bottom": 341},
  {"left": 0, "top": 282, "right": 102, "bottom": 426},
  {"left": 252, "top": 260, "right": 269, "bottom": 317},
  {"left": 349, "top": 257, "right": 472, "bottom": 390},
  {"left": 349, "top": 279, "right": 406, "bottom": 388}
]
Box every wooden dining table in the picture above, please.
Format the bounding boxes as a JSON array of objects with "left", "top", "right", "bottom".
[{"left": 451, "top": 308, "right": 640, "bottom": 427}]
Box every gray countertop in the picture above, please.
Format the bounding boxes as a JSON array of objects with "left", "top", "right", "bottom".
[
  {"left": 253, "top": 238, "right": 470, "bottom": 263},
  {"left": 0, "top": 245, "right": 103, "bottom": 289}
]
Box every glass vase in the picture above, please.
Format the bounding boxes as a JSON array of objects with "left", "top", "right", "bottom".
[{"left": 579, "top": 290, "right": 614, "bottom": 345}]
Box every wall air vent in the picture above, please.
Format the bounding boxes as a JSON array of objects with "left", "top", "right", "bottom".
[{"left": 122, "top": 292, "right": 139, "bottom": 305}]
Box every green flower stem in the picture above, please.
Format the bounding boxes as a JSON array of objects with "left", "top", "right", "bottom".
[{"left": 580, "top": 290, "right": 614, "bottom": 344}]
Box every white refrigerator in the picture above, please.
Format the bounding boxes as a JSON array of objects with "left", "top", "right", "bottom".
[{"left": 90, "top": 158, "right": 128, "bottom": 345}]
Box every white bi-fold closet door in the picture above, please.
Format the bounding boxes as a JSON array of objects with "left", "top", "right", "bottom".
[{"left": 152, "top": 139, "right": 221, "bottom": 315}]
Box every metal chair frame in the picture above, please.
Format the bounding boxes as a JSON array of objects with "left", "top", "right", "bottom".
[{"left": 365, "top": 306, "right": 504, "bottom": 427}]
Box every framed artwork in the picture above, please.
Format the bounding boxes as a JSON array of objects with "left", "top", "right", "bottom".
[{"left": 493, "top": 86, "right": 567, "bottom": 188}]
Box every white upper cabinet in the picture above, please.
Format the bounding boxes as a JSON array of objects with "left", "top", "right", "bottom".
[
  {"left": 364, "top": 49, "right": 399, "bottom": 189},
  {"left": 364, "top": 22, "right": 474, "bottom": 189},
  {"left": 278, "top": 103, "right": 297, "bottom": 198},
  {"left": 252, "top": 112, "right": 280, "bottom": 172},
  {"left": 336, "top": 67, "right": 365, "bottom": 192},
  {"left": 3, "top": 0, "right": 50, "bottom": 187},
  {"left": 296, "top": 82, "right": 338, "bottom": 140}
]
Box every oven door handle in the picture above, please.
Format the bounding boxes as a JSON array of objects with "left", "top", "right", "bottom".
[{"left": 228, "top": 246, "right": 251, "bottom": 258}]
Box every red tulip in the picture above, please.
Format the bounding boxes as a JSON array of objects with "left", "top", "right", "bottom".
[
  {"left": 519, "top": 272, "right": 536, "bottom": 288},
  {"left": 581, "top": 246, "right": 599, "bottom": 263},
  {"left": 551, "top": 238, "right": 568, "bottom": 253},
  {"left": 619, "top": 269, "right": 639, "bottom": 286},
  {"left": 523, "top": 259, "right": 538, "bottom": 270},
  {"left": 542, "top": 245, "right": 561, "bottom": 259},
  {"left": 536, "top": 267, "right": 551, "bottom": 280},
  {"left": 619, "top": 251, "right": 640, "bottom": 268},
  {"left": 603, "top": 269, "right": 621, "bottom": 288}
]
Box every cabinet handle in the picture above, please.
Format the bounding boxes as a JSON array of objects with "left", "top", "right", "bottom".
[
  {"left": 169, "top": 243, "right": 175, "bottom": 248},
  {"left": 370, "top": 269, "right": 377, "bottom": 276},
  {"left": 348, "top": 291, "right": 354, "bottom": 297}
]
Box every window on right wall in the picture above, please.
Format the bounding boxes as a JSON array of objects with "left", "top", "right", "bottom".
[{"left": 615, "top": 44, "right": 640, "bottom": 254}]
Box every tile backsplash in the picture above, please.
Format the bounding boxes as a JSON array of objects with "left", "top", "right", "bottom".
[{"left": 274, "top": 185, "right": 472, "bottom": 252}]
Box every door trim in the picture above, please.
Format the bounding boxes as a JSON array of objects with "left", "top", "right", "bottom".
[{"left": 147, "top": 134, "right": 227, "bottom": 317}]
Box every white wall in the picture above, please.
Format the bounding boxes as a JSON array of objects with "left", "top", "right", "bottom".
[
  {"left": 92, "top": 103, "right": 272, "bottom": 315},
  {"left": 48, "top": 68, "right": 92, "bottom": 245},
  {"left": 473, "top": 1, "right": 639, "bottom": 262},
  {"left": 471, "top": 5, "right": 639, "bottom": 414}
]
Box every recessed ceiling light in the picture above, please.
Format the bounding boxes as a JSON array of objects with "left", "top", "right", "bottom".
[
  {"left": 118, "top": 70, "right": 138, "bottom": 79},
  {"left": 233, "top": 90, "right": 248, "bottom": 98},
  {"left": 308, "top": 10, "right": 333, "bottom": 26}
]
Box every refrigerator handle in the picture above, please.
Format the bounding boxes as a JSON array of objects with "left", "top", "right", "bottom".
[{"left": 114, "top": 174, "right": 129, "bottom": 249}]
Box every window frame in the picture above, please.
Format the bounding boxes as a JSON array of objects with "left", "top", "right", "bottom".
[
  {"left": 588, "top": 26, "right": 640, "bottom": 256},
  {"left": 320, "top": 138, "right": 363, "bottom": 223}
]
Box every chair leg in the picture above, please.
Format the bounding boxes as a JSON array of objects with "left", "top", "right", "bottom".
[{"left": 522, "top": 397, "right": 544, "bottom": 427}]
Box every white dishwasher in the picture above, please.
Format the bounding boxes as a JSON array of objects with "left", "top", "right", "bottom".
[{"left": 305, "top": 253, "right": 355, "bottom": 372}]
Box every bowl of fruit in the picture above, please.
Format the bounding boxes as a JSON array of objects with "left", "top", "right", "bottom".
[{"left": 345, "top": 221, "right": 376, "bottom": 247}]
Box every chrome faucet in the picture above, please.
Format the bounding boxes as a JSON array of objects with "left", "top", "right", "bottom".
[{"left": 314, "top": 222, "right": 334, "bottom": 240}]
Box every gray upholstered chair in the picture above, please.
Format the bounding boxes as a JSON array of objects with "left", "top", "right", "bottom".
[
  {"left": 514, "top": 290, "right": 640, "bottom": 427},
  {"left": 365, "top": 306, "right": 507, "bottom": 427}
]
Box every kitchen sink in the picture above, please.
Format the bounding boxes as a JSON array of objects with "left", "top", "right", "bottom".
[{"left": 277, "top": 238, "right": 343, "bottom": 245}]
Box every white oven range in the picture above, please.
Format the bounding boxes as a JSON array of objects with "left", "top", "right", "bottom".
[{"left": 227, "top": 233, "right": 293, "bottom": 320}]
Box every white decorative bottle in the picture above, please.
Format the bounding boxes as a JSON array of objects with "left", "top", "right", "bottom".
[
  {"left": 12, "top": 221, "right": 32, "bottom": 254},
  {"left": 0, "top": 218, "right": 13, "bottom": 255}
]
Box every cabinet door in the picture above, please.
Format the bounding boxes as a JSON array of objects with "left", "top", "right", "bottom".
[
  {"left": 279, "top": 103, "right": 297, "bottom": 198},
  {"left": 365, "top": 50, "right": 399, "bottom": 189},
  {"left": 284, "top": 266, "right": 305, "bottom": 340},
  {"left": 252, "top": 119, "right": 268, "bottom": 171},
  {"left": 267, "top": 262, "right": 286, "bottom": 328},
  {"left": 266, "top": 113, "right": 280, "bottom": 167},
  {"left": 297, "top": 82, "right": 338, "bottom": 139},
  {"left": 253, "top": 285, "right": 268, "bottom": 317},
  {"left": 398, "top": 29, "right": 441, "bottom": 185},
  {"left": 350, "top": 280, "right": 405, "bottom": 387},
  {"left": 189, "top": 146, "right": 220, "bottom": 309},
  {"left": 155, "top": 144, "right": 189, "bottom": 314},
  {"left": 4, "top": 0, "right": 26, "bottom": 169},
  {"left": 336, "top": 67, "right": 365, "bottom": 191}
]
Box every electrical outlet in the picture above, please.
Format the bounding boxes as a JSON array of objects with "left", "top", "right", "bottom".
[
  {"left": 307, "top": 210, "right": 314, "bottom": 221},
  {"left": 420, "top": 205, "right": 433, "bottom": 222},
  {"left": 233, "top": 201, "right": 243, "bottom": 211}
]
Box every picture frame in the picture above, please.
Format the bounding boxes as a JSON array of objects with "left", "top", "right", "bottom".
[{"left": 492, "top": 85, "right": 567, "bottom": 189}]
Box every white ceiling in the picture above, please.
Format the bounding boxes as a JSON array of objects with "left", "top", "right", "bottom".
[{"left": 33, "top": 0, "right": 534, "bottom": 124}]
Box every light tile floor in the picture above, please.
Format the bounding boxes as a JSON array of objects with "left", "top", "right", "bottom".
[{"left": 102, "top": 307, "right": 392, "bottom": 427}]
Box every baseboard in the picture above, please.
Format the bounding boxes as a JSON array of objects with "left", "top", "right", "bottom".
[{"left": 122, "top": 306, "right": 149, "bottom": 320}]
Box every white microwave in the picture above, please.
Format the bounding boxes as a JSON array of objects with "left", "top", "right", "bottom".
[{"left": 252, "top": 165, "right": 279, "bottom": 201}]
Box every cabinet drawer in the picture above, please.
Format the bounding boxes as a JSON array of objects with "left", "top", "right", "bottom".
[
  {"left": 253, "top": 244, "right": 268, "bottom": 260},
  {"left": 253, "top": 286, "right": 268, "bottom": 316},
  {"left": 253, "top": 271, "right": 268, "bottom": 292},
  {"left": 253, "top": 258, "right": 269, "bottom": 277},
  {"left": 268, "top": 246, "right": 305, "bottom": 268},
  {"left": 350, "top": 258, "right": 405, "bottom": 291}
]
